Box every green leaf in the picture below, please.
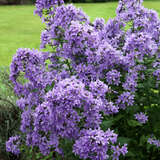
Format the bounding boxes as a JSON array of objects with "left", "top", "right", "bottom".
[
  {"left": 101, "top": 120, "right": 114, "bottom": 131},
  {"left": 139, "top": 135, "right": 147, "bottom": 146},
  {"left": 126, "top": 151, "right": 136, "bottom": 157},
  {"left": 118, "top": 137, "right": 131, "bottom": 145},
  {"left": 127, "top": 120, "right": 142, "bottom": 127}
]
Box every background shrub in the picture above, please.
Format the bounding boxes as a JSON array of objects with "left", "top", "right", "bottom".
[{"left": 0, "top": 67, "right": 21, "bottom": 160}]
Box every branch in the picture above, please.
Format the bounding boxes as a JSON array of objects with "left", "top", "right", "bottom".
[{"left": 66, "top": 59, "right": 73, "bottom": 75}]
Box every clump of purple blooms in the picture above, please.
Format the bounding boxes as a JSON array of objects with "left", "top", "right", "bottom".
[
  {"left": 73, "top": 129, "right": 127, "bottom": 160},
  {"left": 6, "top": 0, "right": 160, "bottom": 159},
  {"left": 6, "top": 136, "right": 21, "bottom": 155},
  {"left": 148, "top": 137, "right": 160, "bottom": 148},
  {"left": 134, "top": 112, "right": 148, "bottom": 124}
]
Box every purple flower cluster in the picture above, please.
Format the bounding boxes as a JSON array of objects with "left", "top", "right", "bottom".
[
  {"left": 6, "top": 136, "right": 21, "bottom": 155},
  {"left": 40, "top": 4, "right": 89, "bottom": 49},
  {"left": 73, "top": 128, "right": 127, "bottom": 160},
  {"left": 134, "top": 112, "right": 148, "bottom": 124},
  {"left": 35, "top": 0, "right": 64, "bottom": 17},
  {"left": 6, "top": 0, "right": 160, "bottom": 158},
  {"left": 117, "top": 91, "right": 135, "bottom": 109},
  {"left": 123, "top": 32, "right": 158, "bottom": 61},
  {"left": 148, "top": 137, "right": 160, "bottom": 148},
  {"left": 35, "top": 77, "right": 102, "bottom": 138}
]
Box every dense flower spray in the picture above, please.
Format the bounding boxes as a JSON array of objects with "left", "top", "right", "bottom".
[{"left": 6, "top": 0, "right": 160, "bottom": 159}]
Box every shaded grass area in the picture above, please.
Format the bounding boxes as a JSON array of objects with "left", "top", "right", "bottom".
[{"left": 0, "top": 1, "right": 160, "bottom": 66}]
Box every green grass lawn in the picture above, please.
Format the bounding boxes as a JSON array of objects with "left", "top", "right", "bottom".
[{"left": 0, "top": 1, "right": 160, "bottom": 66}]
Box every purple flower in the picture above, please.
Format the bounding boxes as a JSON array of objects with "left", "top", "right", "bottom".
[
  {"left": 153, "top": 69, "right": 160, "bottom": 81},
  {"left": 106, "top": 69, "right": 121, "bottom": 86},
  {"left": 103, "top": 101, "right": 119, "bottom": 115},
  {"left": 89, "top": 79, "right": 109, "bottom": 97},
  {"left": 111, "top": 144, "right": 128, "bottom": 160},
  {"left": 93, "top": 18, "right": 105, "bottom": 31},
  {"left": 117, "top": 92, "right": 135, "bottom": 109}
]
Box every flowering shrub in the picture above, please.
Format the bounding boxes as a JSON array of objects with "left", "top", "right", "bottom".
[{"left": 6, "top": 0, "right": 160, "bottom": 159}]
